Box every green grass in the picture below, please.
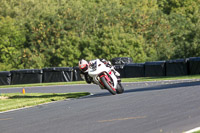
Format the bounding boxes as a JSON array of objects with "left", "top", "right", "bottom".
[
  {"left": 0, "top": 81, "right": 86, "bottom": 88},
  {"left": 0, "top": 92, "right": 90, "bottom": 112},
  {"left": 121, "top": 75, "right": 200, "bottom": 82},
  {"left": 0, "top": 75, "right": 200, "bottom": 89},
  {"left": 193, "top": 131, "right": 200, "bottom": 133}
]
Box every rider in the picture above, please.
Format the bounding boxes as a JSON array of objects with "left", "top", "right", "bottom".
[{"left": 78, "top": 59, "right": 120, "bottom": 84}]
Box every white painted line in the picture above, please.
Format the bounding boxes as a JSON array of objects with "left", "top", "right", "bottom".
[{"left": 185, "top": 127, "right": 200, "bottom": 133}]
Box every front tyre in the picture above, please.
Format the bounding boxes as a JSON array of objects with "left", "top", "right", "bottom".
[{"left": 100, "top": 76, "right": 117, "bottom": 95}]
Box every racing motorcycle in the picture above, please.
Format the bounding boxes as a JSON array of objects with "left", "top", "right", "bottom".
[{"left": 88, "top": 59, "right": 124, "bottom": 95}]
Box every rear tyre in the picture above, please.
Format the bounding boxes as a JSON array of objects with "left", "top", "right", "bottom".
[
  {"left": 100, "top": 76, "right": 117, "bottom": 95},
  {"left": 116, "top": 82, "right": 124, "bottom": 94}
]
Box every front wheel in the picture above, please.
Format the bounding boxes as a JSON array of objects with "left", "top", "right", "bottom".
[{"left": 100, "top": 76, "right": 117, "bottom": 95}]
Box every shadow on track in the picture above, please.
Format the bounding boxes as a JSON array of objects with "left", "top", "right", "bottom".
[
  {"left": 124, "top": 81, "right": 200, "bottom": 94},
  {"left": 81, "top": 92, "right": 113, "bottom": 99},
  {"left": 78, "top": 81, "right": 200, "bottom": 99}
]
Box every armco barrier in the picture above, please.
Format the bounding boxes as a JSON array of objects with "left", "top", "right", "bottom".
[
  {"left": 0, "top": 71, "right": 11, "bottom": 85},
  {"left": 166, "top": 59, "right": 188, "bottom": 76},
  {"left": 11, "top": 69, "right": 43, "bottom": 85},
  {"left": 42, "top": 67, "right": 73, "bottom": 83},
  {"left": 145, "top": 61, "right": 166, "bottom": 77},
  {"left": 114, "top": 65, "right": 126, "bottom": 78},
  {"left": 124, "top": 63, "right": 145, "bottom": 78},
  {"left": 188, "top": 57, "right": 200, "bottom": 75}
]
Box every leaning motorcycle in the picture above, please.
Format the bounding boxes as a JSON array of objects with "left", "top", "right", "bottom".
[{"left": 88, "top": 59, "right": 124, "bottom": 95}]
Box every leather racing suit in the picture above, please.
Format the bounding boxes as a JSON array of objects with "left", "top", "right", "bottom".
[{"left": 80, "top": 59, "right": 120, "bottom": 84}]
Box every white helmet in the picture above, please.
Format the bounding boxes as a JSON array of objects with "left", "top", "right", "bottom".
[{"left": 79, "top": 59, "right": 89, "bottom": 72}]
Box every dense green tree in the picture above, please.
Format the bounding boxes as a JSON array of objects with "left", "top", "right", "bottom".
[
  {"left": 157, "top": 0, "right": 200, "bottom": 59},
  {"left": 0, "top": 0, "right": 199, "bottom": 71},
  {"left": 157, "top": 0, "right": 199, "bottom": 16},
  {"left": 0, "top": 16, "right": 26, "bottom": 71},
  {"left": 169, "top": 13, "right": 200, "bottom": 58}
]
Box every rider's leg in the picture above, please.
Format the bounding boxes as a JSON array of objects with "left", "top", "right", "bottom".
[{"left": 110, "top": 66, "right": 120, "bottom": 77}]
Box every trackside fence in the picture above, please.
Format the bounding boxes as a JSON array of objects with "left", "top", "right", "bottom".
[{"left": 0, "top": 57, "right": 200, "bottom": 85}]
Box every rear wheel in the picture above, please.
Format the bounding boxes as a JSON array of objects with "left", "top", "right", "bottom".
[
  {"left": 116, "top": 82, "right": 124, "bottom": 94},
  {"left": 100, "top": 76, "right": 117, "bottom": 95}
]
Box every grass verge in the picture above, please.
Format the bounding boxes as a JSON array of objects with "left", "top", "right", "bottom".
[
  {"left": 0, "top": 81, "right": 86, "bottom": 88},
  {"left": 193, "top": 131, "right": 200, "bottom": 133},
  {"left": 0, "top": 92, "right": 90, "bottom": 112}
]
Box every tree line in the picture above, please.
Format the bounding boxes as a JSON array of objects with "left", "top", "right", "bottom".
[{"left": 0, "top": 0, "right": 200, "bottom": 71}]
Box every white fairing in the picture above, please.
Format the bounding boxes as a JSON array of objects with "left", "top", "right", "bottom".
[{"left": 88, "top": 59, "right": 118, "bottom": 89}]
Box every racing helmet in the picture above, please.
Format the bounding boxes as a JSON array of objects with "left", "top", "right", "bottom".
[{"left": 79, "top": 59, "right": 89, "bottom": 72}]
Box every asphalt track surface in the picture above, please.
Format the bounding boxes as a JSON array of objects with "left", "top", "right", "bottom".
[{"left": 1, "top": 79, "right": 200, "bottom": 133}]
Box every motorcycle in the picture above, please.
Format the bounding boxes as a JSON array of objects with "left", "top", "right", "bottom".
[{"left": 88, "top": 59, "right": 124, "bottom": 95}]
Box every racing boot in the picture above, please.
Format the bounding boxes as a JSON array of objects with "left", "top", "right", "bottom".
[
  {"left": 111, "top": 67, "right": 120, "bottom": 77},
  {"left": 114, "top": 70, "right": 120, "bottom": 77}
]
